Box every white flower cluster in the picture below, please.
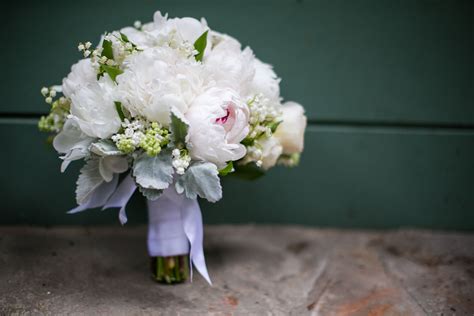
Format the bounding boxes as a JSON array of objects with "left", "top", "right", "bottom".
[
  {"left": 39, "top": 10, "right": 307, "bottom": 204},
  {"left": 172, "top": 149, "right": 191, "bottom": 175}
]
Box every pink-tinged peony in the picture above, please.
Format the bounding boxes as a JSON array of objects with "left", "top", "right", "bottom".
[{"left": 186, "top": 87, "right": 250, "bottom": 168}]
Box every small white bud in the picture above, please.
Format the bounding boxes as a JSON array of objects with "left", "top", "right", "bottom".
[
  {"left": 106, "top": 59, "right": 115, "bottom": 66},
  {"left": 49, "top": 90, "right": 57, "bottom": 97},
  {"left": 85, "top": 41, "right": 92, "bottom": 49},
  {"left": 83, "top": 50, "right": 91, "bottom": 57},
  {"left": 172, "top": 149, "right": 180, "bottom": 157},
  {"left": 41, "top": 87, "right": 49, "bottom": 96},
  {"left": 134, "top": 20, "right": 142, "bottom": 29},
  {"left": 256, "top": 160, "right": 263, "bottom": 167},
  {"left": 45, "top": 97, "right": 53, "bottom": 104},
  {"left": 77, "top": 43, "right": 85, "bottom": 51}
]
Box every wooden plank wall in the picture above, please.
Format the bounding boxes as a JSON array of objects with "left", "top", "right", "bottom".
[{"left": 1, "top": 0, "right": 473, "bottom": 228}]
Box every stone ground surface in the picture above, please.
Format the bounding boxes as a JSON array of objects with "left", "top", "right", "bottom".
[{"left": 0, "top": 226, "right": 473, "bottom": 315}]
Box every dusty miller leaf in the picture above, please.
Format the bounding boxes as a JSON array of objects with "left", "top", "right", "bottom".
[
  {"left": 90, "top": 139, "right": 123, "bottom": 156},
  {"left": 176, "top": 162, "right": 222, "bottom": 202},
  {"left": 138, "top": 186, "right": 163, "bottom": 201},
  {"left": 76, "top": 158, "right": 104, "bottom": 205},
  {"left": 132, "top": 152, "right": 174, "bottom": 190}
]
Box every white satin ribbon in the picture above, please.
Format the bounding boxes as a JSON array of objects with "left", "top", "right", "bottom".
[
  {"left": 147, "top": 187, "right": 212, "bottom": 285},
  {"left": 71, "top": 172, "right": 212, "bottom": 285}
]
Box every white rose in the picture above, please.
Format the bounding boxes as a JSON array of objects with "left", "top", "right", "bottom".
[
  {"left": 116, "top": 46, "right": 204, "bottom": 125},
  {"left": 249, "top": 58, "right": 280, "bottom": 101},
  {"left": 186, "top": 87, "right": 250, "bottom": 168},
  {"left": 204, "top": 36, "right": 255, "bottom": 94},
  {"left": 274, "top": 101, "right": 307, "bottom": 154},
  {"left": 62, "top": 59, "right": 96, "bottom": 99},
  {"left": 69, "top": 76, "right": 121, "bottom": 139},
  {"left": 258, "top": 137, "right": 283, "bottom": 170}
]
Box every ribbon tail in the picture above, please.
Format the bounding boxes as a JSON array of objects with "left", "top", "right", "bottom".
[
  {"left": 102, "top": 173, "right": 137, "bottom": 225},
  {"left": 68, "top": 174, "right": 119, "bottom": 214},
  {"left": 181, "top": 198, "right": 212, "bottom": 285}
]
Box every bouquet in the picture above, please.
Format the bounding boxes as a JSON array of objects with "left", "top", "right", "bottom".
[{"left": 38, "top": 11, "right": 307, "bottom": 284}]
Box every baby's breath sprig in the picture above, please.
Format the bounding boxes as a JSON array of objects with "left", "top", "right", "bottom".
[
  {"left": 38, "top": 86, "right": 70, "bottom": 133},
  {"left": 111, "top": 118, "right": 170, "bottom": 156},
  {"left": 133, "top": 20, "right": 142, "bottom": 30},
  {"left": 243, "top": 94, "right": 282, "bottom": 145},
  {"left": 172, "top": 148, "right": 191, "bottom": 175}
]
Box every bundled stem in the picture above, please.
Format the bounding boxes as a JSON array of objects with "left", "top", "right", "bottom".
[{"left": 151, "top": 255, "right": 189, "bottom": 284}]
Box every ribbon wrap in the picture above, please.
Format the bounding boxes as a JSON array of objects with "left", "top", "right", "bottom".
[{"left": 70, "top": 173, "right": 211, "bottom": 285}]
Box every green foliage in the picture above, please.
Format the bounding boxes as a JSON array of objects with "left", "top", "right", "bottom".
[
  {"left": 114, "top": 102, "right": 125, "bottom": 121},
  {"left": 100, "top": 64, "right": 123, "bottom": 82},
  {"left": 231, "top": 162, "right": 265, "bottom": 180},
  {"left": 193, "top": 30, "right": 208, "bottom": 62},
  {"left": 169, "top": 110, "right": 189, "bottom": 147},
  {"left": 101, "top": 39, "right": 114, "bottom": 59},
  {"left": 219, "top": 161, "right": 234, "bottom": 176}
]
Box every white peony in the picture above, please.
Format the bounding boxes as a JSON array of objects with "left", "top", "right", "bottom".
[
  {"left": 62, "top": 59, "right": 96, "bottom": 99},
  {"left": 186, "top": 87, "right": 250, "bottom": 168},
  {"left": 249, "top": 58, "right": 281, "bottom": 101},
  {"left": 274, "top": 101, "right": 307, "bottom": 154},
  {"left": 116, "top": 46, "right": 205, "bottom": 125},
  {"left": 258, "top": 137, "right": 283, "bottom": 170},
  {"left": 69, "top": 76, "right": 122, "bottom": 139},
  {"left": 204, "top": 36, "right": 255, "bottom": 94},
  {"left": 122, "top": 11, "right": 211, "bottom": 54}
]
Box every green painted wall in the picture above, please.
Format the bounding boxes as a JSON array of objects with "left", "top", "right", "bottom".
[{"left": 1, "top": 0, "right": 473, "bottom": 229}]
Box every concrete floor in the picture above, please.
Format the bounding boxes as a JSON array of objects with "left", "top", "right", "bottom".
[{"left": 0, "top": 226, "right": 473, "bottom": 315}]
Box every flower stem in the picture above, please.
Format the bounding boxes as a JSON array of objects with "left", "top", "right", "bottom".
[{"left": 151, "top": 255, "right": 189, "bottom": 284}]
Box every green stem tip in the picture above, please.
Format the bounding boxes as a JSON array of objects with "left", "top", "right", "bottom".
[{"left": 150, "top": 255, "right": 190, "bottom": 284}]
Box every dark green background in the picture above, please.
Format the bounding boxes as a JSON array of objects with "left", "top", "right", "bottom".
[{"left": 1, "top": 0, "right": 473, "bottom": 229}]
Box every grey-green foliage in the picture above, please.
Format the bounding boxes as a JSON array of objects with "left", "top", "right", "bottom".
[
  {"left": 90, "top": 139, "right": 123, "bottom": 156},
  {"left": 138, "top": 186, "right": 162, "bottom": 201},
  {"left": 133, "top": 152, "right": 174, "bottom": 190},
  {"left": 75, "top": 158, "right": 103, "bottom": 205},
  {"left": 175, "top": 162, "right": 222, "bottom": 202}
]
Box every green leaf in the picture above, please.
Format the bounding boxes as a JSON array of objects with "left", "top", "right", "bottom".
[
  {"left": 76, "top": 159, "right": 104, "bottom": 205},
  {"left": 219, "top": 161, "right": 234, "bottom": 176},
  {"left": 193, "top": 30, "right": 208, "bottom": 62},
  {"left": 138, "top": 186, "right": 163, "bottom": 201},
  {"left": 90, "top": 139, "right": 123, "bottom": 156},
  {"left": 175, "top": 162, "right": 222, "bottom": 202},
  {"left": 100, "top": 64, "right": 123, "bottom": 82},
  {"left": 231, "top": 162, "right": 265, "bottom": 180},
  {"left": 120, "top": 32, "right": 130, "bottom": 43},
  {"left": 169, "top": 109, "right": 189, "bottom": 146},
  {"left": 133, "top": 152, "right": 174, "bottom": 190},
  {"left": 101, "top": 39, "right": 114, "bottom": 59},
  {"left": 241, "top": 137, "right": 254, "bottom": 146},
  {"left": 115, "top": 102, "right": 125, "bottom": 121},
  {"left": 269, "top": 120, "right": 282, "bottom": 133}
]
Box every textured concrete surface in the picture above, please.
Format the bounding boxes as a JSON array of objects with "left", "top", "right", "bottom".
[{"left": 0, "top": 226, "right": 473, "bottom": 315}]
